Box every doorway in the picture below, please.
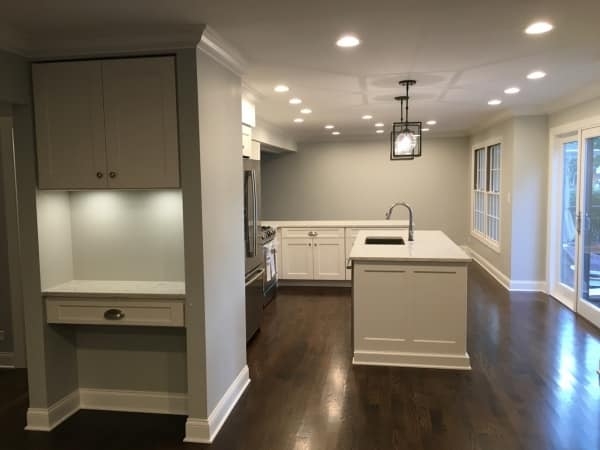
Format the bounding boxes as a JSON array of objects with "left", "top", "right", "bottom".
[{"left": 549, "top": 126, "right": 600, "bottom": 329}]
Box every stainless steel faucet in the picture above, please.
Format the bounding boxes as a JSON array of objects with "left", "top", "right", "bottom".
[{"left": 385, "top": 202, "right": 414, "bottom": 241}]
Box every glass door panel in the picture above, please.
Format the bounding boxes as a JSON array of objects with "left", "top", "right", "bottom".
[
  {"left": 560, "top": 141, "right": 579, "bottom": 289},
  {"left": 578, "top": 128, "right": 600, "bottom": 328}
]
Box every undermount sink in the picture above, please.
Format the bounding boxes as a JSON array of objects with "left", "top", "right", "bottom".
[{"left": 364, "top": 237, "right": 406, "bottom": 245}]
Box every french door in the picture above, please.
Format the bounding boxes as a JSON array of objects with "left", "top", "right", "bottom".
[
  {"left": 576, "top": 127, "right": 600, "bottom": 327},
  {"left": 551, "top": 127, "right": 600, "bottom": 328}
]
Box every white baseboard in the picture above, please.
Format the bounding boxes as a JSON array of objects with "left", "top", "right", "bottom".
[
  {"left": 184, "top": 365, "right": 250, "bottom": 444},
  {"left": 509, "top": 280, "right": 548, "bottom": 292},
  {"left": 353, "top": 351, "right": 471, "bottom": 370},
  {"left": 79, "top": 388, "right": 187, "bottom": 415},
  {"left": 464, "top": 247, "right": 511, "bottom": 290},
  {"left": 464, "top": 247, "right": 546, "bottom": 293},
  {"left": 0, "top": 352, "right": 14, "bottom": 368},
  {"left": 25, "top": 390, "right": 80, "bottom": 431}
]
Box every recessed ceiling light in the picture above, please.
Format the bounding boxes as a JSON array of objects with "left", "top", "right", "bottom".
[
  {"left": 289, "top": 97, "right": 302, "bottom": 105},
  {"left": 527, "top": 71, "right": 546, "bottom": 80},
  {"left": 422, "top": 128, "right": 430, "bottom": 132},
  {"left": 504, "top": 87, "right": 521, "bottom": 95},
  {"left": 376, "top": 129, "right": 385, "bottom": 134},
  {"left": 374, "top": 122, "right": 384, "bottom": 127},
  {"left": 488, "top": 99, "right": 502, "bottom": 106},
  {"left": 525, "top": 21, "right": 554, "bottom": 35},
  {"left": 324, "top": 124, "right": 335, "bottom": 129},
  {"left": 293, "top": 118, "right": 304, "bottom": 123},
  {"left": 362, "top": 114, "right": 373, "bottom": 120},
  {"left": 336, "top": 35, "right": 360, "bottom": 48},
  {"left": 300, "top": 108, "right": 312, "bottom": 114},
  {"left": 274, "top": 84, "right": 289, "bottom": 93},
  {"left": 332, "top": 131, "right": 341, "bottom": 135},
  {"left": 426, "top": 120, "right": 437, "bottom": 125}
]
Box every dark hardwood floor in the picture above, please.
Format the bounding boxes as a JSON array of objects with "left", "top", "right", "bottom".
[{"left": 1, "top": 264, "right": 599, "bottom": 450}]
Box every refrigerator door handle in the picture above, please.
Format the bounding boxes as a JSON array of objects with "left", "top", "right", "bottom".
[{"left": 251, "top": 169, "right": 258, "bottom": 257}]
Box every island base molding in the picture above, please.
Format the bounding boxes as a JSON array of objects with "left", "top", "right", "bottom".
[{"left": 353, "top": 351, "right": 471, "bottom": 370}]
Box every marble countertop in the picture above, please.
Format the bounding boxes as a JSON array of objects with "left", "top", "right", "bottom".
[
  {"left": 349, "top": 230, "right": 472, "bottom": 263},
  {"left": 261, "top": 220, "right": 410, "bottom": 228},
  {"left": 43, "top": 280, "right": 186, "bottom": 299}
]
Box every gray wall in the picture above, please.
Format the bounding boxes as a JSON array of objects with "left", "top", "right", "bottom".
[
  {"left": 196, "top": 49, "right": 246, "bottom": 413},
  {"left": 468, "top": 119, "right": 514, "bottom": 278},
  {"left": 549, "top": 97, "right": 600, "bottom": 129},
  {"left": 261, "top": 137, "right": 470, "bottom": 244},
  {"left": 511, "top": 116, "right": 548, "bottom": 282}
]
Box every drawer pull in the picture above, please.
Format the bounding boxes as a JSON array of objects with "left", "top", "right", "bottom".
[{"left": 104, "top": 309, "right": 125, "bottom": 321}]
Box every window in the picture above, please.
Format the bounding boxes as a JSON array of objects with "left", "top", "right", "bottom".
[{"left": 472, "top": 142, "right": 501, "bottom": 248}]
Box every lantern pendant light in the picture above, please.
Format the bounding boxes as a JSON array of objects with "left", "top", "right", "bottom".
[{"left": 390, "top": 80, "right": 422, "bottom": 160}]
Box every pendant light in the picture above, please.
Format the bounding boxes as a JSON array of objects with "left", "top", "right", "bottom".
[{"left": 390, "top": 80, "right": 422, "bottom": 160}]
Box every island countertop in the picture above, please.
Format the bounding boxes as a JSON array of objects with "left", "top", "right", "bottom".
[{"left": 350, "top": 229, "right": 471, "bottom": 263}]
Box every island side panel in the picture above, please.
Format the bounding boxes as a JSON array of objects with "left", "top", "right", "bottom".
[{"left": 352, "top": 260, "right": 470, "bottom": 370}]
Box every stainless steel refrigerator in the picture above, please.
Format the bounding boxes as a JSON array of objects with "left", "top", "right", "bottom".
[{"left": 243, "top": 158, "right": 264, "bottom": 342}]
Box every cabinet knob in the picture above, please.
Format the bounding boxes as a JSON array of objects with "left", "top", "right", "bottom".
[
  {"left": 104, "top": 309, "right": 125, "bottom": 320},
  {"left": 109, "top": 171, "right": 117, "bottom": 178},
  {"left": 96, "top": 172, "right": 104, "bottom": 179},
  {"left": 308, "top": 243, "right": 312, "bottom": 247}
]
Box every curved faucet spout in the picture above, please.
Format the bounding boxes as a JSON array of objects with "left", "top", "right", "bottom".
[{"left": 385, "top": 201, "right": 414, "bottom": 241}]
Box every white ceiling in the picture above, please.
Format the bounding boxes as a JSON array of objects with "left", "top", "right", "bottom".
[{"left": 2, "top": 0, "right": 600, "bottom": 142}]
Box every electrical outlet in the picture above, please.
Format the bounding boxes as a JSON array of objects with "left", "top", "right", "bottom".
[{"left": 0, "top": 330, "right": 5, "bottom": 342}]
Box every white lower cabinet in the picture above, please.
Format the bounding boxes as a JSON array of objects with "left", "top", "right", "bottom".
[
  {"left": 280, "top": 228, "right": 345, "bottom": 280},
  {"left": 313, "top": 238, "right": 346, "bottom": 280},
  {"left": 281, "top": 238, "right": 314, "bottom": 280}
]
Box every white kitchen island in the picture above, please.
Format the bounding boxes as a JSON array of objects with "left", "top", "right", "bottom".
[{"left": 350, "top": 229, "right": 472, "bottom": 370}]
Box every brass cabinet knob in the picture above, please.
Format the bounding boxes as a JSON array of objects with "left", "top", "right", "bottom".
[
  {"left": 96, "top": 172, "right": 104, "bottom": 178},
  {"left": 109, "top": 171, "right": 117, "bottom": 178},
  {"left": 104, "top": 309, "right": 125, "bottom": 320}
]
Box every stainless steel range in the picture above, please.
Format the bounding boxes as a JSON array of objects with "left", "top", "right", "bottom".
[{"left": 261, "top": 226, "right": 277, "bottom": 306}]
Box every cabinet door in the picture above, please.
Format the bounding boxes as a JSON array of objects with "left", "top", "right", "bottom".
[
  {"left": 281, "top": 238, "right": 313, "bottom": 280},
  {"left": 314, "top": 237, "right": 346, "bottom": 280},
  {"left": 102, "top": 57, "right": 179, "bottom": 188},
  {"left": 33, "top": 61, "right": 107, "bottom": 189}
]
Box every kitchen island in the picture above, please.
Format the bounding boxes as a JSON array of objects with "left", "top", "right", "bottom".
[{"left": 350, "top": 229, "right": 472, "bottom": 370}]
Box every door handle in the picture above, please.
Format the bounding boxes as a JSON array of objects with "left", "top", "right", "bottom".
[{"left": 251, "top": 169, "right": 258, "bottom": 257}]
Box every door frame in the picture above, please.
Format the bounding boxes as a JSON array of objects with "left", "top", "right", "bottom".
[
  {"left": 547, "top": 132, "right": 580, "bottom": 310},
  {"left": 576, "top": 126, "right": 600, "bottom": 328},
  {"left": 0, "top": 116, "right": 27, "bottom": 367}
]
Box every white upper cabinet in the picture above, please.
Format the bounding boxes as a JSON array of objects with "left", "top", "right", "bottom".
[
  {"left": 33, "top": 61, "right": 108, "bottom": 189},
  {"left": 102, "top": 57, "right": 179, "bottom": 189},
  {"left": 33, "top": 56, "right": 179, "bottom": 190}
]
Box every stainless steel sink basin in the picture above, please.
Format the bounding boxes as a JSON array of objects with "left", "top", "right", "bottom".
[{"left": 364, "top": 237, "right": 406, "bottom": 245}]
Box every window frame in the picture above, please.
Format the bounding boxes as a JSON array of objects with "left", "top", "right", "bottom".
[{"left": 470, "top": 139, "right": 502, "bottom": 252}]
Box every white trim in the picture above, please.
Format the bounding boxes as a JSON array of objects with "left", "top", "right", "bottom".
[
  {"left": 465, "top": 246, "right": 546, "bottom": 292},
  {"left": 79, "top": 388, "right": 187, "bottom": 415},
  {"left": 466, "top": 247, "right": 510, "bottom": 290},
  {"left": 0, "top": 352, "right": 14, "bottom": 368},
  {"left": 509, "top": 280, "right": 548, "bottom": 292},
  {"left": 25, "top": 390, "right": 80, "bottom": 431},
  {"left": 197, "top": 26, "right": 248, "bottom": 76},
  {"left": 184, "top": 365, "right": 250, "bottom": 444},
  {"left": 353, "top": 351, "right": 471, "bottom": 370}
]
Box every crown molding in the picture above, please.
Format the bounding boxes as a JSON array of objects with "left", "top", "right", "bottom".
[
  {"left": 19, "top": 24, "right": 206, "bottom": 59},
  {"left": 197, "top": 26, "right": 247, "bottom": 76}
]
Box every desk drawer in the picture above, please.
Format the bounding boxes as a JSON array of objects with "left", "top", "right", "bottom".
[{"left": 45, "top": 297, "right": 185, "bottom": 327}]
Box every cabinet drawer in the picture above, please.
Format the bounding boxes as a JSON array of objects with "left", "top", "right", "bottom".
[
  {"left": 282, "top": 227, "right": 344, "bottom": 239},
  {"left": 45, "top": 297, "right": 185, "bottom": 327}
]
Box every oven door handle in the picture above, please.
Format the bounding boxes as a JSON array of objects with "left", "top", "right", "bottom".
[{"left": 246, "top": 268, "right": 265, "bottom": 287}]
